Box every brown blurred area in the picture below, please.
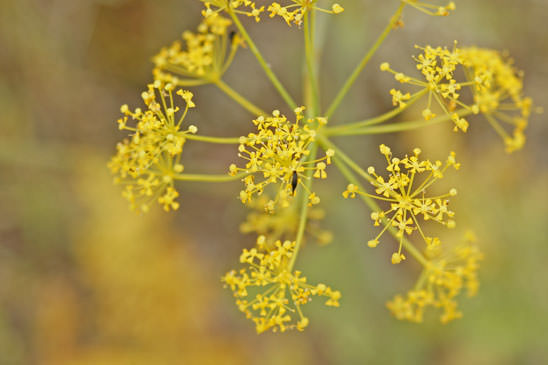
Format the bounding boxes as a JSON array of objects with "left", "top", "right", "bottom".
[{"left": 0, "top": 1, "right": 547, "bottom": 364}]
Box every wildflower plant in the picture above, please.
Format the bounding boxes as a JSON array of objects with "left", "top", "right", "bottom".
[{"left": 109, "top": 1, "right": 536, "bottom": 333}]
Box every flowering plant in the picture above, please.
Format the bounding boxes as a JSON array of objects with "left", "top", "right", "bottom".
[{"left": 109, "top": 0, "right": 535, "bottom": 333}]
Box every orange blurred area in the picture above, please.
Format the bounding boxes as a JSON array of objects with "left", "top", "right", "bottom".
[{"left": 1, "top": 1, "right": 547, "bottom": 364}]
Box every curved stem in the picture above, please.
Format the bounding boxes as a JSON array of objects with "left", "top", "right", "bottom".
[
  {"left": 184, "top": 134, "right": 240, "bottom": 144},
  {"left": 172, "top": 171, "right": 247, "bottom": 182},
  {"left": 331, "top": 154, "right": 428, "bottom": 267},
  {"left": 304, "top": 11, "right": 320, "bottom": 116},
  {"left": 228, "top": 9, "right": 298, "bottom": 110},
  {"left": 328, "top": 109, "right": 473, "bottom": 136},
  {"left": 214, "top": 79, "right": 266, "bottom": 116},
  {"left": 326, "top": 89, "right": 428, "bottom": 134},
  {"left": 288, "top": 144, "right": 318, "bottom": 271},
  {"left": 221, "top": 38, "right": 240, "bottom": 75},
  {"left": 326, "top": 3, "right": 406, "bottom": 119}
]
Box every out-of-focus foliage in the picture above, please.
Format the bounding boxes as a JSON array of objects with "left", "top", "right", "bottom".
[{"left": 0, "top": 0, "right": 547, "bottom": 364}]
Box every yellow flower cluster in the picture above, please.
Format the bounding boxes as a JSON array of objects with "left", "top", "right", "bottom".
[
  {"left": 381, "top": 44, "right": 533, "bottom": 152},
  {"left": 104, "top": 0, "right": 529, "bottom": 332},
  {"left": 381, "top": 45, "right": 476, "bottom": 132},
  {"left": 386, "top": 232, "right": 483, "bottom": 323},
  {"left": 201, "top": 0, "right": 264, "bottom": 22},
  {"left": 200, "top": 0, "right": 343, "bottom": 25},
  {"left": 343, "top": 145, "right": 459, "bottom": 264},
  {"left": 230, "top": 107, "right": 334, "bottom": 212},
  {"left": 240, "top": 195, "right": 333, "bottom": 248},
  {"left": 268, "top": 1, "right": 344, "bottom": 26},
  {"left": 403, "top": 0, "right": 456, "bottom": 16},
  {"left": 461, "top": 47, "right": 532, "bottom": 153},
  {"left": 153, "top": 14, "right": 239, "bottom": 86},
  {"left": 108, "top": 82, "right": 197, "bottom": 213},
  {"left": 222, "top": 240, "right": 341, "bottom": 333}
]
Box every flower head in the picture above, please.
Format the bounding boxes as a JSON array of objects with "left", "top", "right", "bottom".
[
  {"left": 381, "top": 44, "right": 533, "bottom": 151},
  {"left": 108, "top": 82, "right": 197, "bottom": 213},
  {"left": 230, "top": 107, "right": 334, "bottom": 212},
  {"left": 222, "top": 240, "right": 341, "bottom": 333},
  {"left": 387, "top": 231, "right": 483, "bottom": 323},
  {"left": 381, "top": 44, "right": 475, "bottom": 132},
  {"left": 268, "top": 1, "right": 344, "bottom": 26},
  {"left": 153, "top": 14, "right": 241, "bottom": 85},
  {"left": 201, "top": 0, "right": 265, "bottom": 22},
  {"left": 461, "top": 47, "right": 532, "bottom": 153},
  {"left": 343, "top": 145, "right": 459, "bottom": 262}
]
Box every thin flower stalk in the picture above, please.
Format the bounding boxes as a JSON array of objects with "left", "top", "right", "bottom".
[
  {"left": 326, "top": 108, "right": 473, "bottom": 137},
  {"left": 304, "top": 11, "right": 320, "bottom": 116}
]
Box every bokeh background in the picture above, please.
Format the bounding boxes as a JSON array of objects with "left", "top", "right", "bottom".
[{"left": 1, "top": 0, "right": 547, "bottom": 364}]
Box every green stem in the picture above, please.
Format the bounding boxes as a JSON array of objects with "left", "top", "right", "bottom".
[
  {"left": 325, "top": 3, "right": 406, "bottom": 119},
  {"left": 331, "top": 154, "right": 428, "bottom": 267},
  {"left": 327, "top": 109, "right": 473, "bottom": 136},
  {"left": 172, "top": 172, "right": 247, "bottom": 182},
  {"left": 304, "top": 11, "right": 320, "bottom": 116},
  {"left": 214, "top": 79, "right": 266, "bottom": 116},
  {"left": 326, "top": 89, "right": 428, "bottom": 134},
  {"left": 184, "top": 134, "right": 240, "bottom": 144},
  {"left": 413, "top": 269, "right": 429, "bottom": 291},
  {"left": 288, "top": 144, "right": 318, "bottom": 271},
  {"left": 318, "top": 134, "right": 374, "bottom": 184},
  {"left": 228, "top": 9, "right": 298, "bottom": 110}
]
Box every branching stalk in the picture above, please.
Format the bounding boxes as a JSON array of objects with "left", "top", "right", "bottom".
[{"left": 326, "top": 109, "right": 473, "bottom": 136}]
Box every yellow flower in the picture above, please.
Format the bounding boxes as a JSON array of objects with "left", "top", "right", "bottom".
[
  {"left": 268, "top": 1, "right": 344, "bottom": 26},
  {"left": 381, "top": 44, "right": 475, "bottom": 132},
  {"left": 382, "top": 44, "right": 533, "bottom": 151},
  {"left": 460, "top": 47, "right": 532, "bottom": 153},
  {"left": 230, "top": 107, "right": 334, "bottom": 212},
  {"left": 108, "top": 82, "right": 197, "bottom": 213},
  {"left": 153, "top": 14, "right": 241, "bottom": 85},
  {"left": 343, "top": 145, "right": 459, "bottom": 262},
  {"left": 403, "top": 0, "right": 456, "bottom": 16},
  {"left": 387, "top": 231, "right": 483, "bottom": 323},
  {"left": 201, "top": 0, "right": 265, "bottom": 22},
  {"left": 222, "top": 240, "right": 341, "bottom": 333},
  {"left": 390, "top": 88, "right": 411, "bottom": 108}
]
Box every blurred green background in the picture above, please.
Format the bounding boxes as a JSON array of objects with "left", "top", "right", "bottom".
[{"left": 1, "top": 0, "right": 547, "bottom": 364}]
